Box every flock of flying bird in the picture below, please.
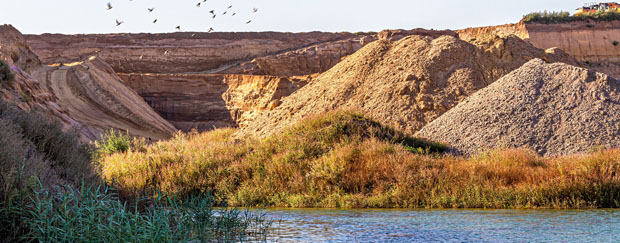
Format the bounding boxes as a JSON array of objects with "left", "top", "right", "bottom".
[{"left": 107, "top": 1, "right": 258, "bottom": 33}]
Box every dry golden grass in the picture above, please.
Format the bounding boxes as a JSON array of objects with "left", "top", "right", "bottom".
[{"left": 100, "top": 111, "right": 620, "bottom": 209}]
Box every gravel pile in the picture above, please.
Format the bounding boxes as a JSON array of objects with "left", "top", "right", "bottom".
[{"left": 416, "top": 59, "right": 620, "bottom": 156}]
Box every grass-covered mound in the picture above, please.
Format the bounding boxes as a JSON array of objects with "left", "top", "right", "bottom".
[
  {"left": 101, "top": 111, "right": 447, "bottom": 208},
  {"left": 523, "top": 10, "right": 620, "bottom": 24},
  {"left": 102, "top": 111, "right": 620, "bottom": 209}
]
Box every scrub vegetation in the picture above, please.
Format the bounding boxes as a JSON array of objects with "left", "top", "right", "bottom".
[{"left": 100, "top": 111, "right": 620, "bottom": 209}]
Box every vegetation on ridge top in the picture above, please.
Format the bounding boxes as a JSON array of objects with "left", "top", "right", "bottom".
[{"left": 523, "top": 10, "right": 620, "bottom": 24}]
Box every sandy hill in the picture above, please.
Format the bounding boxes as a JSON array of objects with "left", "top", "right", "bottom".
[
  {"left": 416, "top": 59, "right": 620, "bottom": 156},
  {"left": 1, "top": 24, "right": 175, "bottom": 141},
  {"left": 237, "top": 34, "right": 576, "bottom": 138}
]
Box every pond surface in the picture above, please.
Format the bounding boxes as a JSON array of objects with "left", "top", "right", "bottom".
[{"left": 260, "top": 209, "right": 620, "bottom": 242}]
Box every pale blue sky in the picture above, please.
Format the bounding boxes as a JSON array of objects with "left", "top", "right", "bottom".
[{"left": 1, "top": 0, "right": 583, "bottom": 34}]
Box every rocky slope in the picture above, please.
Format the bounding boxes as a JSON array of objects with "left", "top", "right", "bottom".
[
  {"left": 119, "top": 73, "right": 309, "bottom": 131},
  {"left": 24, "top": 32, "right": 357, "bottom": 74},
  {"left": 238, "top": 34, "right": 574, "bottom": 138},
  {"left": 416, "top": 59, "right": 620, "bottom": 156},
  {"left": 1, "top": 24, "right": 175, "bottom": 141}
]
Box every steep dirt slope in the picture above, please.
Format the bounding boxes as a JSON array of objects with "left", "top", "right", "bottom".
[
  {"left": 238, "top": 34, "right": 572, "bottom": 138},
  {"left": 1, "top": 24, "right": 85, "bottom": 134},
  {"left": 119, "top": 73, "right": 309, "bottom": 131},
  {"left": 416, "top": 59, "right": 620, "bottom": 156},
  {"left": 31, "top": 57, "right": 176, "bottom": 140},
  {"left": 25, "top": 32, "right": 357, "bottom": 74}
]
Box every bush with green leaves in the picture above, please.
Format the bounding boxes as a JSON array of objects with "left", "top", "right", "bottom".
[{"left": 95, "top": 129, "right": 132, "bottom": 156}]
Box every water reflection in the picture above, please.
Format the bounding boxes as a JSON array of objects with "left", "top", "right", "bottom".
[{"left": 260, "top": 209, "right": 620, "bottom": 242}]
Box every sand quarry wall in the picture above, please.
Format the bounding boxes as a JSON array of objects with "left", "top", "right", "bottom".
[{"left": 458, "top": 21, "right": 620, "bottom": 63}]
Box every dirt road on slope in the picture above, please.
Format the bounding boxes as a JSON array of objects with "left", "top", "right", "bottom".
[{"left": 31, "top": 58, "right": 176, "bottom": 141}]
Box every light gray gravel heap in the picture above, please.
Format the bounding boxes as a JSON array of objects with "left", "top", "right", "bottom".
[{"left": 416, "top": 58, "right": 620, "bottom": 156}]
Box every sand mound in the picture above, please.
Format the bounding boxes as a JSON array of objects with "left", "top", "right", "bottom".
[
  {"left": 238, "top": 34, "right": 573, "bottom": 138},
  {"left": 416, "top": 59, "right": 620, "bottom": 156}
]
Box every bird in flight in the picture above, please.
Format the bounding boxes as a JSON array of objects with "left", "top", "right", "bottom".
[
  {"left": 116, "top": 19, "right": 124, "bottom": 26},
  {"left": 246, "top": 20, "right": 252, "bottom": 24},
  {"left": 253, "top": 8, "right": 258, "bottom": 13},
  {"left": 153, "top": 19, "right": 158, "bottom": 23},
  {"left": 196, "top": 2, "right": 201, "bottom": 7},
  {"left": 208, "top": 27, "right": 214, "bottom": 33},
  {"left": 107, "top": 2, "right": 113, "bottom": 10},
  {"left": 148, "top": 8, "right": 154, "bottom": 12},
  {"left": 222, "top": 11, "right": 227, "bottom": 15},
  {"left": 228, "top": 5, "right": 233, "bottom": 9},
  {"left": 164, "top": 50, "right": 169, "bottom": 55},
  {"left": 176, "top": 26, "right": 181, "bottom": 30},
  {"left": 232, "top": 13, "right": 236, "bottom": 16}
]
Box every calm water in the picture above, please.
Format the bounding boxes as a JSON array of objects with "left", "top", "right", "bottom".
[{"left": 259, "top": 209, "right": 620, "bottom": 242}]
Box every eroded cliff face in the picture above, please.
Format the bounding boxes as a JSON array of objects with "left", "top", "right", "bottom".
[
  {"left": 119, "top": 73, "right": 309, "bottom": 131},
  {"left": 458, "top": 21, "right": 620, "bottom": 78},
  {"left": 457, "top": 23, "right": 529, "bottom": 41},
  {"left": 220, "top": 29, "right": 457, "bottom": 76},
  {"left": 220, "top": 36, "right": 376, "bottom": 76},
  {"left": 24, "top": 32, "right": 357, "bottom": 74},
  {"left": 525, "top": 21, "right": 620, "bottom": 77},
  {"left": 525, "top": 21, "right": 620, "bottom": 63}
]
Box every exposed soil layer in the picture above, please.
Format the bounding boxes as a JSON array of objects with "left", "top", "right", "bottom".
[{"left": 119, "top": 73, "right": 309, "bottom": 131}]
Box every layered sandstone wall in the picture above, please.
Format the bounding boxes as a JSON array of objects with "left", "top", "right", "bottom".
[
  {"left": 219, "top": 29, "right": 457, "bottom": 76},
  {"left": 24, "top": 32, "right": 357, "bottom": 74},
  {"left": 525, "top": 21, "right": 620, "bottom": 63},
  {"left": 119, "top": 73, "right": 309, "bottom": 131},
  {"left": 458, "top": 21, "right": 620, "bottom": 78}
]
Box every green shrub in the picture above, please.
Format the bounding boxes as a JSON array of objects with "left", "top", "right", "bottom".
[
  {"left": 95, "top": 129, "right": 132, "bottom": 155},
  {"left": 0, "top": 59, "right": 14, "bottom": 85}
]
